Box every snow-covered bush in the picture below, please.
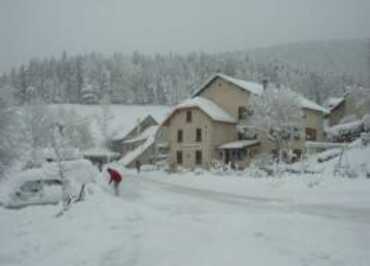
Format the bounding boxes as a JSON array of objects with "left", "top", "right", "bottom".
[
  {"left": 243, "top": 163, "right": 268, "bottom": 178},
  {"left": 340, "top": 114, "right": 358, "bottom": 124},
  {"left": 326, "top": 120, "right": 364, "bottom": 143},
  {"left": 249, "top": 153, "right": 276, "bottom": 176}
]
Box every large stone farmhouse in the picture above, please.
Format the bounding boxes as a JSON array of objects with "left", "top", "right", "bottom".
[{"left": 162, "top": 73, "right": 329, "bottom": 169}]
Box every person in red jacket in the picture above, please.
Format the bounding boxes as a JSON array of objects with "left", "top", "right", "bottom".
[{"left": 107, "top": 168, "right": 122, "bottom": 196}]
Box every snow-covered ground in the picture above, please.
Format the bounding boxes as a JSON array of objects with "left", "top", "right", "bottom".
[
  {"left": 1, "top": 164, "right": 370, "bottom": 266},
  {"left": 1, "top": 139, "right": 370, "bottom": 265}
]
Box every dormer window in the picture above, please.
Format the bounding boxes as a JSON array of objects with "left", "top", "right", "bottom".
[{"left": 186, "top": 110, "right": 192, "bottom": 123}]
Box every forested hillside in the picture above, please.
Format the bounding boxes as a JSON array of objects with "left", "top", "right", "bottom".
[
  {"left": 251, "top": 38, "right": 370, "bottom": 88},
  {"left": 1, "top": 39, "right": 369, "bottom": 106}
]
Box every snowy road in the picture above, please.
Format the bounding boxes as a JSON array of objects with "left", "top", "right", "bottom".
[
  {"left": 118, "top": 174, "right": 370, "bottom": 266},
  {"left": 1, "top": 173, "right": 370, "bottom": 266},
  {"left": 138, "top": 175, "right": 370, "bottom": 224}
]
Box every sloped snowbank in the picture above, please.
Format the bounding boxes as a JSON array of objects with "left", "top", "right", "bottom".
[{"left": 291, "top": 140, "right": 370, "bottom": 177}]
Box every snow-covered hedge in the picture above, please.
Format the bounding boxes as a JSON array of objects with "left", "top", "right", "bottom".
[{"left": 326, "top": 120, "right": 364, "bottom": 142}]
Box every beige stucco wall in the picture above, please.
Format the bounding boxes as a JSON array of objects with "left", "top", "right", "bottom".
[
  {"left": 200, "top": 77, "right": 251, "bottom": 120},
  {"left": 166, "top": 107, "right": 237, "bottom": 169},
  {"left": 303, "top": 108, "right": 326, "bottom": 142},
  {"left": 167, "top": 107, "right": 214, "bottom": 169},
  {"left": 209, "top": 121, "right": 238, "bottom": 164}
]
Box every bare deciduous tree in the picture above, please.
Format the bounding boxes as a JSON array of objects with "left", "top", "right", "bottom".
[{"left": 245, "top": 86, "right": 304, "bottom": 164}]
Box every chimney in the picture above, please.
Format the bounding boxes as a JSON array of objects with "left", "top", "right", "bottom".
[{"left": 262, "top": 79, "right": 268, "bottom": 90}]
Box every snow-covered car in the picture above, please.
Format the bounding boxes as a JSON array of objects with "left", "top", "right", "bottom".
[
  {"left": 0, "top": 159, "right": 99, "bottom": 209},
  {"left": 7, "top": 179, "right": 63, "bottom": 208}
]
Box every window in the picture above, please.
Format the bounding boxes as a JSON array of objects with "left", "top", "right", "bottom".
[
  {"left": 292, "top": 149, "right": 302, "bottom": 163},
  {"left": 305, "top": 128, "right": 317, "bottom": 141},
  {"left": 292, "top": 127, "right": 301, "bottom": 140},
  {"left": 177, "top": 129, "right": 183, "bottom": 143},
  {"left": 237, "top": 150, "right": 242, "bottom": 160},
  {"left": 232, "top": 149, "right": 247, "bottom": 161},
  {"left": 195, "top": 150, "right": 202, "bottom": 165},
  {"left": 176, "top": 151, "right": 183, "bottom": 165},
  {"left": 196, "top": 128, "right": 202, "bottom": 142},
  {"left": 186, "top": 110, "right": 192, "bottom": 123},
  {"left": 238, "top": 106, "right": 247, "bottom": 120}
]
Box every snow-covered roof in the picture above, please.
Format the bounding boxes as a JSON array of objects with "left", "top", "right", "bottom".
[
  {"left": 122, "top": 125, "right": 159, "bottom": 144},
  {"left": 192, "top": 73, "right": 264, "bottom": 97},
  {"left": 193, "top": 73, "right": 328, "bottom": 114},
  {"left": 269, "top": 87, "right": 329, "bottom": 114},
  {"left": 83, "top": 147, "right": 120, "bottom": 158},
  {"left": 120, "top": 136, "right": 155, "bottom": 166},
  {"left": 218, "top": 140, "right": 260, "bottom": 149},
  {"left": 163, "top": 97, "right": 237, "bottom": 124},
  {"left": 296, "top": 94, "right": 329, "bottom": 114},
  {"left": 325, "top": 97, "right": 345, "bottom": 111},
  {"left": 111, "top": 114, "right": 161, "bottom": 141}
]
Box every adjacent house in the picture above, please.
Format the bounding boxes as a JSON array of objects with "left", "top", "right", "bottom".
[
  {"left": 162, "top": 73, "right": 328, "bottom": 170},
  {"left": 325, "top": 97, "right": 346, "bottom": 126},
  {"left": 326, "top": 87, "right": 370, "bottom": 127},
  {"left": 110, "top": 114, "right": 168, "bottom": 168}
]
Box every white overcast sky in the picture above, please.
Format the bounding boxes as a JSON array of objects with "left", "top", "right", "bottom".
[{"left": 0, "top": 0, "right": 369, "bottom": 73}]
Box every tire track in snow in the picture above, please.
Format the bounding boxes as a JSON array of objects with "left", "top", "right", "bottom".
[{"left": 139, "top": 176, "right": 370, "bottom": 224}]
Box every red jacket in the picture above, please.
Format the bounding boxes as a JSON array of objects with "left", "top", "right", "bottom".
[{"left": 108, "top": 168, "right": 122, "bottom": 184}]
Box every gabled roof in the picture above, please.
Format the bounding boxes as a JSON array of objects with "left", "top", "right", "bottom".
[
  {"left": 192, "top": 73, "right": 264, "bottom": 97},
  {"left": 162, "top": 97, "right": 237, "bottom": 125},
  {"left": 193, "top": 73, "right": 329, "bottom": 114},
  {"left": 294, "top": 92, "right": 329, "bottom": 114},
  {"left": 112, "top": 114, "right": 158, "bottom": 141},
  {"left": 218, "top": 140, "right": 260, "bottom": 150},
  {"left": 122, "top": 125, "right": 159, "bottom": 144},
  {"left": 325, "top": 97, "right": 345, "bottom": 112}
]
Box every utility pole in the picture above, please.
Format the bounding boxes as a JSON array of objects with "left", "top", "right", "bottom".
[{"left": 367, "top": 38, "right": 370, "bottom": 87}]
